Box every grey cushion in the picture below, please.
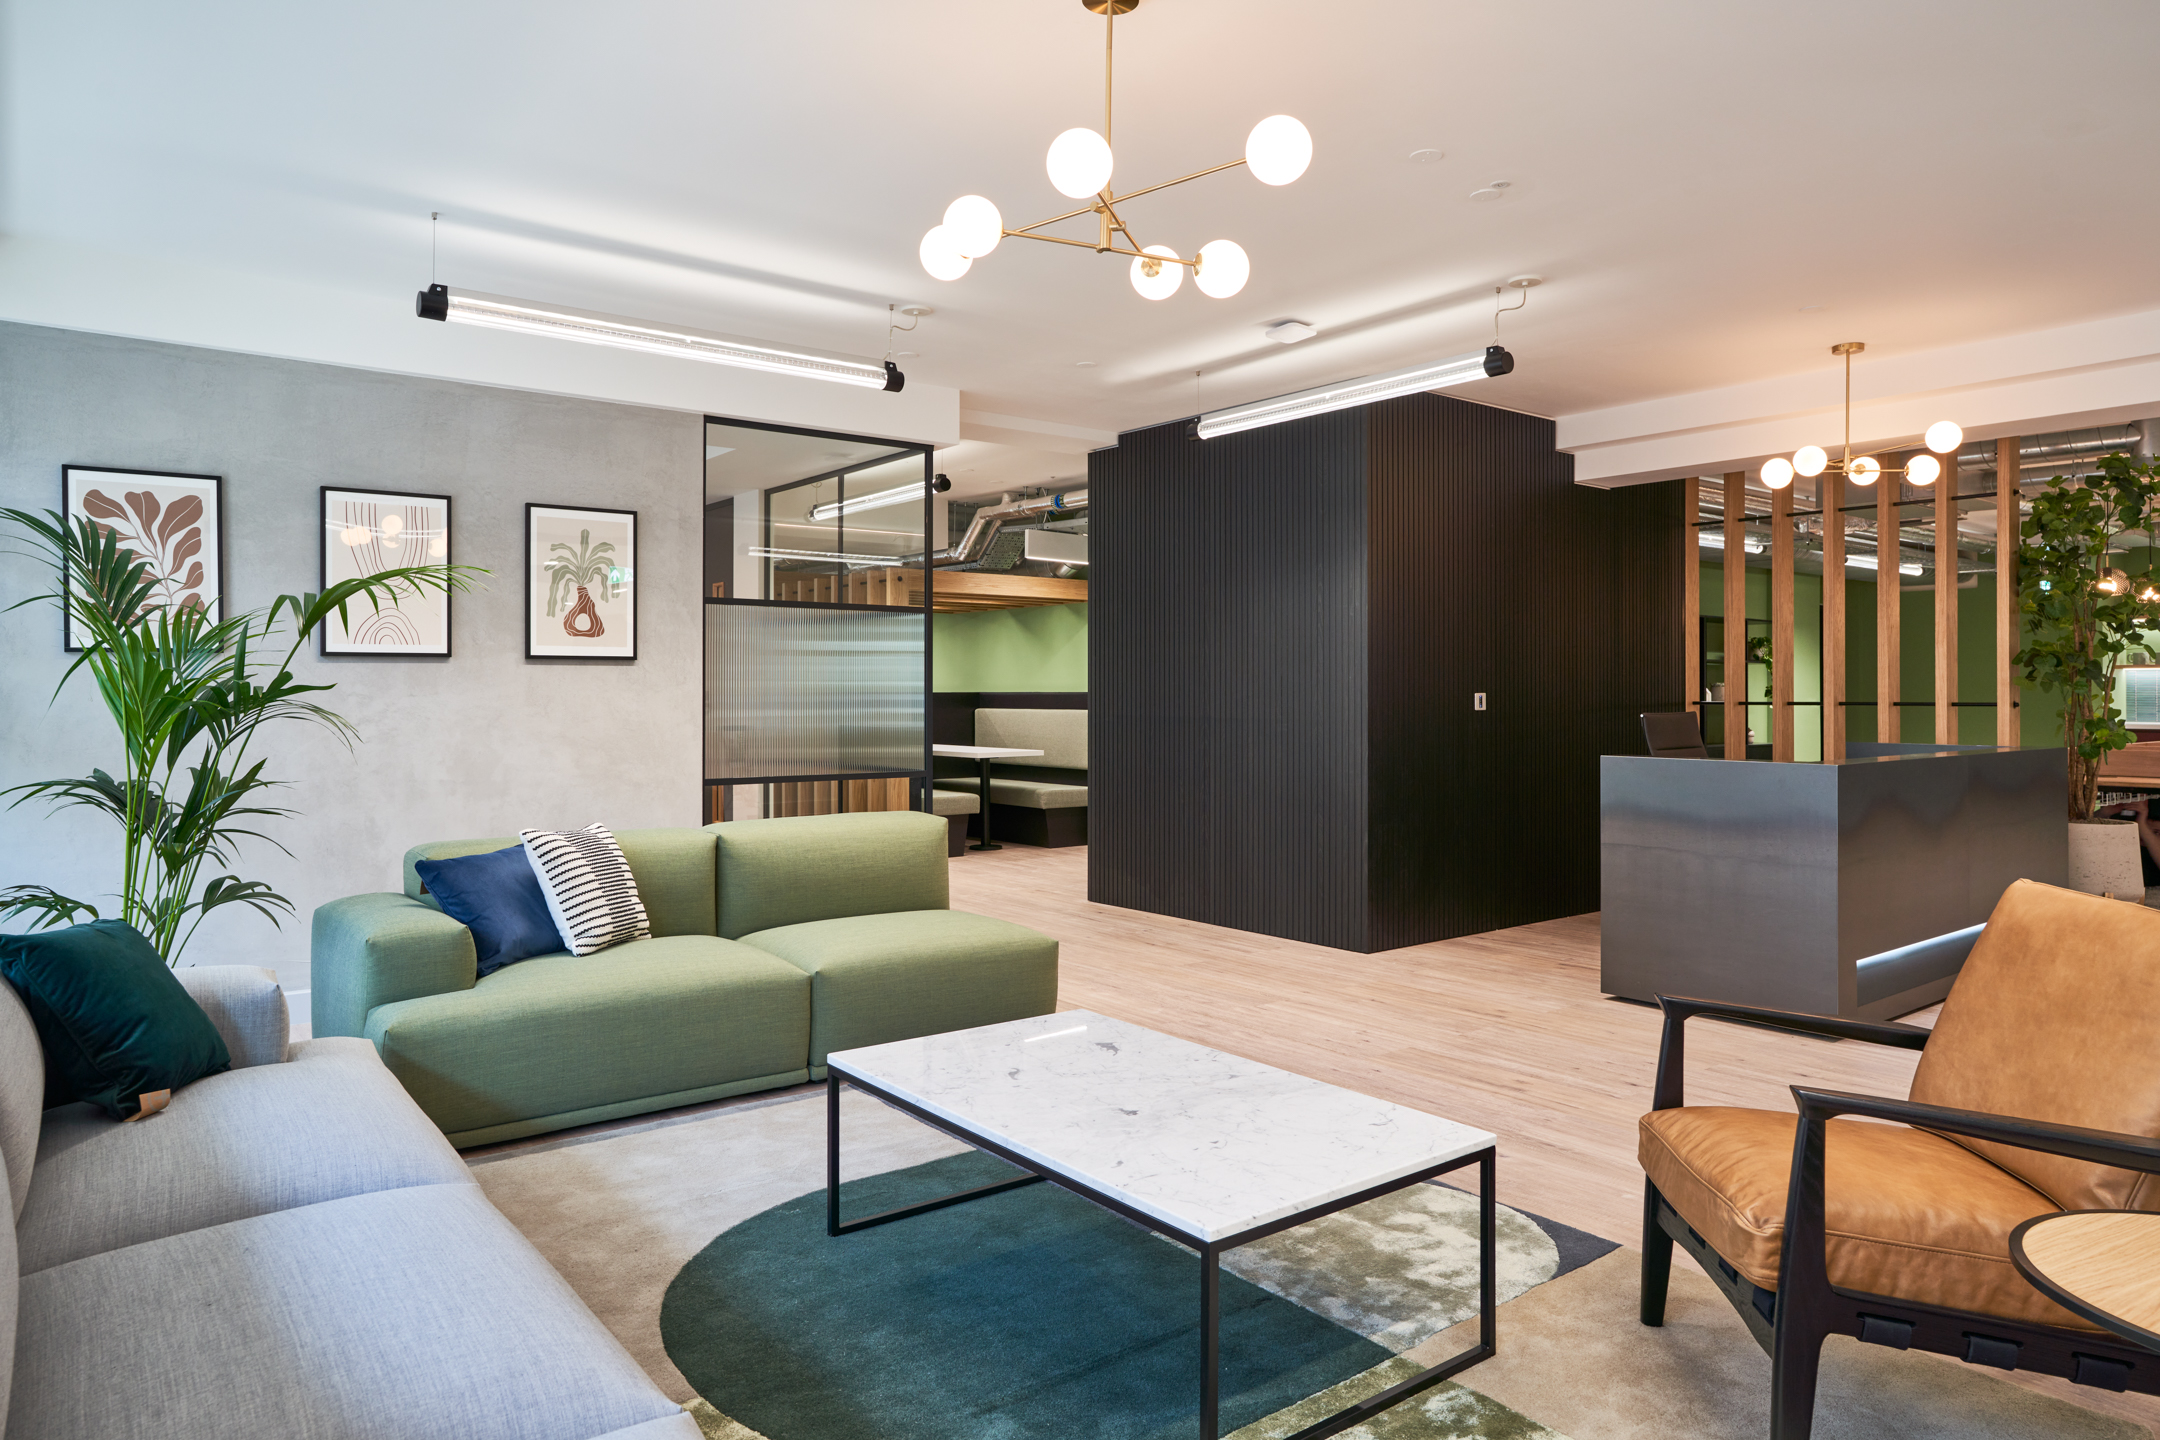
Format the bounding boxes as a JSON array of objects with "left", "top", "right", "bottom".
[
  {"left": 13, "top": 1182, "right": 688, "bottom": 1440},
  {"left": 0, "top": 1143, "right": 17, "bottom": 1437},
  {"left": 939, "top": 776, "right": 1090, "bottom": 810},
  {"left": 928, "top": 789, "right": 980, "bottom": 816},
  {"left": 18, "top": 1037, "right": 470, "bottom": 1274},
  {"left": 0, "top": 979, "right": 42, "bottom": 1220},
  {"left": 175, "top": 965, "right": 290, "bottom": 1068},
  {"left": 975, "top": 707, "right": 1087, "bottom": 769},
  {"left": 592, "top": 1420, "right": 703, "bottom": 1440}
]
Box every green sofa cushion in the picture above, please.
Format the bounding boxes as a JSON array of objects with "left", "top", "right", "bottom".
[
  {"left": 975, "top": 708, "right": 1087, "bottom": 769},
  {"left": 707, "top": 813, "right": 948, "bottom": 941},
  {"left": 311, "top": 894, "right": 477, "bottom": 1040},
  {"left": 364, "top": 934, "right": 808, "bottom": 1139},
  {"left": 402, "top": 828, "right": 717, "bottom": 938},
  {"left": 738, "top": 910, "right": 1058, "bottom": 1067},
  {"left": 938, "top": 776, "right": 1089, "bottom": 810}
]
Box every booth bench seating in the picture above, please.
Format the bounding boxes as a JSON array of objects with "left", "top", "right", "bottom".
[
  {"left": 311, "top": 811, "right": 1059, "bottom": 1148},
  {"left": 0, "top": 965, "right": 698, "bottom": 1440},
  {"left": 939, "top": 707, "right": 1089, "bottom": 848}
]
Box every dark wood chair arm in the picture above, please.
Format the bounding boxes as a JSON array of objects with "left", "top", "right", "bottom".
[
  {"left": 1649, "top": 995, "right": 1932, "bottom": 1111},
  {"left": 1788, "top": 1087, "right": 2160, "bottom": 1176}
]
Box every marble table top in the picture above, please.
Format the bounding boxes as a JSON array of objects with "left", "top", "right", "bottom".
[
  {"left": 828, "top": 1011, "right": 1495, "bottom": 1243},
  {"left": 931, "top": 744, "right": 1045, "bottom": 759}
]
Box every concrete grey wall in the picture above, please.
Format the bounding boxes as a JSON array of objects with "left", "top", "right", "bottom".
[{"left": 0, "top": 321, "right": 704, "bottom": 995}]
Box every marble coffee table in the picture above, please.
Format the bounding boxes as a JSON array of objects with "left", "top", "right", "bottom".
[{"left": 825, "top": 1010, "right": 1499, "bottom": 1440}]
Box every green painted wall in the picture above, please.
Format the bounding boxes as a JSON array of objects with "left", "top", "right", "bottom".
[{"left": 932, "top": 602, "right": 1088, "bottom": 692}]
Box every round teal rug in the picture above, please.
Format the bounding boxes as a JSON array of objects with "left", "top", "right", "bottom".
[{"left": 660, "top": 1150, "right": 1612, "bottom": 1440}]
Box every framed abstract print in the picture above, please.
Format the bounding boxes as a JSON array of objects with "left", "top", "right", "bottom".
[
  {"left": 61, "top": 466, "right": 224, "bottom": 652},
  {"left": 319, "top": 487, "right": 453, "bottom": 655},
  {"left": 526, "top": 503, "right": 637, "bottom": 660}
]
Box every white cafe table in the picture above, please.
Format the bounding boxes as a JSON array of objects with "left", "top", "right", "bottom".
[{"left": 932, "top": 744, "right": 1044, "bottom": 851}]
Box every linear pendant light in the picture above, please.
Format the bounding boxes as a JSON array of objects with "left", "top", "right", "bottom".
[
  {"left": 416, "top": 285, "right": 904, "bottom": 391},
  {"left": 1194, "top": 345, "right": 1514, "bottom": 440},
  {"left": 747, "top": 546, "right": 901, "bottom": 567},
  {"left": 808, "top": 479, "right": 944, "bottom": 523}
]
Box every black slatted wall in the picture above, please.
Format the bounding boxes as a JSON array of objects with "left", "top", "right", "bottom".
[
  {"left": 1089, "top": 411, "right": 1375, "bottom": 949},
  {"left": 1090, "top": 393, "right": 1684, "bottom": 954},
  {"left": 1365, "top": 392, "right": 1684, "bottom": 949}
]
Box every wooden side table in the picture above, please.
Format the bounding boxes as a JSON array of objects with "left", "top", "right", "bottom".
[{"left": 2010, "top": 1210, "right": 2160, "bottom": 1352}]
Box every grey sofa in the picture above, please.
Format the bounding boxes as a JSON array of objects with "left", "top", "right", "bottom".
[
  {"left": 940, "top": 707, "right": 1089, "bottom": 847},
  {"left": 1, "top": 965, "right": 696, "bottom": 1440}
]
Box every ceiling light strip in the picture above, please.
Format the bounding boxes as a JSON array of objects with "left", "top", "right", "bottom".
[
  {"left": 1194, "top": 346, "right": 1513, "bottom": 440},
  {"left": 417, "top": 287, "right": 901, "bottom": 391},
  {"left": 747, "top": 546, "right": 905, "bottom": 568},
  {"left": 808, "top": 482, "right": 931, "bottom": 523}
]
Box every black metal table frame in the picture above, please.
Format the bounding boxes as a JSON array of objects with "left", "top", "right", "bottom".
[{"left": 826, "top": 1068, "right": 1497, "bottom": 1440}]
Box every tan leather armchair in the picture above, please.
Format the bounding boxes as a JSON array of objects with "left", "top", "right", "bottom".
[{"left": 1638, "top": 879, "right": 2160, "bottom": 1440}]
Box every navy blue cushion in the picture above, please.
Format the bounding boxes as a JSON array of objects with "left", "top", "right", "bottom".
[{"left": 414, "top": 845, "right": 563, "bottom": 977}]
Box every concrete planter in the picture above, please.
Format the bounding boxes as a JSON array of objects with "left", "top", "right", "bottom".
[{"left": 2067, "top": 818, "right": 2144, "bottom": 900}]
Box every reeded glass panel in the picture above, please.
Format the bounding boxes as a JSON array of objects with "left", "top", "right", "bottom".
[{"left": 704, "top": 602, "right": 924, "bottom": 781}]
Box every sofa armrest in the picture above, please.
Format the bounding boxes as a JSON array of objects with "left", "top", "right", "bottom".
[
  {"left": 174, "top": 965, "right": 290, "bottom": 1068},
  {"left": 310, "top": 893, "right": 477, "bottom": 1039}
]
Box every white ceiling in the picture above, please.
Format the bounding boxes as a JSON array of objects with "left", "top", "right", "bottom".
[{"left": 9, "top": 0, "right": 2160, "bottom": 481}]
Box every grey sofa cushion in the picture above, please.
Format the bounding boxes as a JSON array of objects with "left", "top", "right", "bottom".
[
  {"left": 0, "top": 979, "right": 41, "bottom": 1220},
  {"left": 13, "top": 1182, "right": 688, "bottom": 1440},
  {"left": 940, "top": 775, "right": 1090, "bottom": 810},
  {"left": 0, "top": 1146, "right": 16, "bottom": 1438},
  {"left": 19, "top": 1037, "right": 469, "bottom": 1274},
  {"left": 174, "top": 965, "right": 290, "bottom": 1068},
  {"left": 592, "top": 1420, "right": 703, "bottom": 1440},
  {"left": 975, "top": 707, "right": 1087, "bottom": 769}
]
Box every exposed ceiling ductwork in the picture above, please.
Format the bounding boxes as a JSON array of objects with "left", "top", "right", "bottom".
[{"left": 937, "top": 488, "right": 1088, "bottom": 566}]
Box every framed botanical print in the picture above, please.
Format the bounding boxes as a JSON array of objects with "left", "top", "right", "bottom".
[
  {"left": 62, "top": 466, "right": 224, "bottom": 651},
  {"left": 526, "top": 503, "right": 637, "bottom": 660},
  {"left": 319, "top": 487, "right": 453, "bottom": 656}
]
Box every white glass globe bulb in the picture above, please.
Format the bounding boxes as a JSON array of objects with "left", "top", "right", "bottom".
[
  {"left": 339, "top": 525, "right": 367, "bottom": 547},
  {"left": 1906, "top": 453, "right": 1941, "bottom": 486},
  {"left": 942, "top": 195, "right": 1002, "bottom": 258},
  {"left": 919, "top": 226, "right": 972, "bottom": 282},
  {"left": 1194, "top": 239, "right": 1250, "bottom": 299},
  {"left": 1244, "top": 115, "right": 1313, "bottom": 186},
  {"left": 1849, "top": 455, "right": 1882, "bottom": 486},
  {"left": 1046, "top": 128, "right": 1114, "bottom": 199},
  {"left": 380, "top": 513, "right": 405, "bottom": 538},
  {"left": 1129, "top": 245, "right": 1183, "bottom": 301},
  {"left": 1925, "top": 420, "right": 1964, "bottom": 455},
  {"left": 1793, "top": 445, "right": 1828, "bottom": 478},
  {"left": 1761, "top": 457, "right": 1794, "bottom": 490}
]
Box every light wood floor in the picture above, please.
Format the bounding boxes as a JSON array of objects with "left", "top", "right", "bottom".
[{"left": 945, "top": 842, "right": 2160, "bottom": 1434}]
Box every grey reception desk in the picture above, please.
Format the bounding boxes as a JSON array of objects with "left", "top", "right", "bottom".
[{"left": 1601, "top": 744, "right": 2068, "bottom": 1019}]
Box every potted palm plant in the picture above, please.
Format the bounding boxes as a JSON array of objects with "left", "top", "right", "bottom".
[
  {"left": 1, "top": 508, "right": 480, "bottom": 961},
  {"left": 2015, "top": 452, "right": 2160, "bottom": 897}
]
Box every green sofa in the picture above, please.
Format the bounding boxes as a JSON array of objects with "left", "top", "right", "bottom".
[{"left": 310, "top": 812, "right": 1058, "bottom": 1147}]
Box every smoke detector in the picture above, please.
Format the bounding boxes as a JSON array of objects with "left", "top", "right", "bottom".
[{"left": 1265, "top": 320, "right": 1318, "bottom": 344}]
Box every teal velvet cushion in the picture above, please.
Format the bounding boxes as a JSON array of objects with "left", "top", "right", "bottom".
[{"left": 0, "top": 920, "right": 231, "bottom": 1120}]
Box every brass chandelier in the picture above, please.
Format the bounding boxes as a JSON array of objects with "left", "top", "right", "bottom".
[
  {"left": 919, "top": 0, "right": 1311, "bottom": 301},
  {"left": 1760, "top": 341, "right": 1963, "bottom": 490}
]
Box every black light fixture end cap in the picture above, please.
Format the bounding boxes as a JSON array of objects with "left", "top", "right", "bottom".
[
  {"left": 931, "top": 474, "right": 952, "bottom": 493},
  {"left": 1484, "top": 344, "right": 1515, "bottom": 378},
  {"left": 883, "top": 361, "right": 906, "bottom": 392},
  {"left": 416, "top": 283, "right": 449, "bottom": 321}
]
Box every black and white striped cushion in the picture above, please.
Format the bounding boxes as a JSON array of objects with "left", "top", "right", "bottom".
[{"left": 519, "top": 824, "right": 651, "bottom": 956}]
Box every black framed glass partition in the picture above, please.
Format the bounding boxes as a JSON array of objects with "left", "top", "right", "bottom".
[{"left": 703, "top": 418, "right": 934, "bottom": 822}]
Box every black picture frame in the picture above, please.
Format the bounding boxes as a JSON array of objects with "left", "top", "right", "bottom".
[
  {"left": 60, "top": 465, "right": 226, "bottom": 653},
  {"left": 318, "top": 486, "right": 455, "bottom": 657},
  {"left": 526, "top": 502, "right": 638, "bottom": 660}
]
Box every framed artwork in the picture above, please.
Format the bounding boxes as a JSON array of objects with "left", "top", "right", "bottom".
[
  {"left": 526, "top": 503, "right": 637, "bottom": 660},
  {"left": 61, "top": 465, "right": 224, "bottom": 651},
  {"left": 319, "top": 487, "right": 453, "bottom": 656}
]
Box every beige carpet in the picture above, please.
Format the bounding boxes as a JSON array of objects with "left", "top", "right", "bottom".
[{"left": 471, "top": 1092, "right": 2143, "bottom": 1440}]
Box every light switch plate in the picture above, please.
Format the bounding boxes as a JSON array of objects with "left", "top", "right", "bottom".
[{"left": 1473, "top": 693, "right": 1487, "bottom": 711}]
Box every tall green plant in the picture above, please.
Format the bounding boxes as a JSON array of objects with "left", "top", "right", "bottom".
[
  {"left": 0, "top": 508, "right": 483, "bottom": 961},
  {"left": 2014, "top": 453, "right": 2160, "bottom": 821}
]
